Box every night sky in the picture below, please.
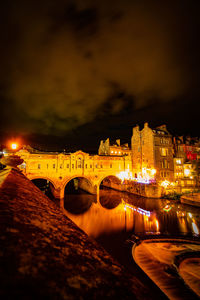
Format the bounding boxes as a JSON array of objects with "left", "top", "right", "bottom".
[{"left": 0, "top": 0, "right": 199, "bottom": 152}]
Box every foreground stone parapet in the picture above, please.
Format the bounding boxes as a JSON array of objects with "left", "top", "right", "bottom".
[{"left": 0, "top": 168, "right": 161, "bottom": 299}]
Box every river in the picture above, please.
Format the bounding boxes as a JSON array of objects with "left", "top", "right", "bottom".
[{"left": 60, "top": 187, "right": 200, "bottom": 278}]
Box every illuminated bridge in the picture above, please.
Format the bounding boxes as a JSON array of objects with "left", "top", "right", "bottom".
[{"left": 15, "top": 148, "right": 133, "bottom": 199}]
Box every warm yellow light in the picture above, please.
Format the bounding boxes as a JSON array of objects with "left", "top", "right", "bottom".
[
  {"left": 160, "top": 180, "right": 170, "bottom": 188},
  {"left": 11, "top": 143, "right": 18, "bottom": 150},
  {"left": 184, "top": 168, "right": 190, "bottom": 177},
  {"left": 142, "top": 167, "right": 147, "bottom": 174},
  {"left": 192, "top": 221, "right": 199, "bottom": 235},
  {"left": 151, "top": 169, "right": 156, "bottom": 175},
  {"left": 117, "top": 170, "right": 133, "bottom": 181},
  {"left": 155, "top": 220, "right": 159, "bottom": 232}
]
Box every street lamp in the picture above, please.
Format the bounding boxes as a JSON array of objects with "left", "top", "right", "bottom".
[{"left": 11, "top": 143, "right": 18, "bottom": 150}]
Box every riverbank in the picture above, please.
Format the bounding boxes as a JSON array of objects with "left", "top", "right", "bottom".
[{"left": 0, "top": 167, "right": 165, "bottom": 299}]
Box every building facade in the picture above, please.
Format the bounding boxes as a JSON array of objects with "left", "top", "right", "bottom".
[
  {"left": 131, "top": 123, "right": 174, "bottom": 183},
  {"left": 98, "top": 138, "right": 132, "bottom": 158}
]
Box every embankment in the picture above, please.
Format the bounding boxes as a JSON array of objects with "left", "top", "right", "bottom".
[{"left": 0, "top": 167, "right": 163, "bottom": 299}]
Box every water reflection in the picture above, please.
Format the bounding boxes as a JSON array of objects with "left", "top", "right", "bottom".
[
  {"left": 64, "top": 192, "right": 93, "bottom": 215},
  {"left": 99, "top": 189, "right": 121, "bottom": 209},
  {"left": 63, "top": 188, "right": 200, "bottom": 239}
]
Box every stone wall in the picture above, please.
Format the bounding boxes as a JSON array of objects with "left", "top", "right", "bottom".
[
  {"left": 102, "top": 179, "right": 162, "bottom": 198},
  {"left": 78, "top": 177, "right": 97, "bottom": 194},
  {"left": 124, "top": 181, "right": 162, "bottom": 198}
]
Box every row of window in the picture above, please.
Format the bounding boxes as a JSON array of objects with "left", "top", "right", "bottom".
[
  {"left": 175, "top": 172, "right": 183, "bottom": 178},
  {"left": 161, "top": 160, "right": 170, "bottom": 169},
  {"left": 160, "top": 171, "right": 170, "bottom": 178},
  {"left": 111, "top": 150, "right": 121, "bottom": 155},
  {"left": 160, "top": 138, "right": 170, "bottom": 144},
  {"left": 38, "top": 163, "right": 113, "bottom": 169}
]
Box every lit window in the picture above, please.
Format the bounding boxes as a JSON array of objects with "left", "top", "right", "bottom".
[
  {"left": 184, "top": 168, "right": 190, "bottom": 177},
  {"left": 115, "top": 151, "right": 117, "bottom": 154},
  {"left": 111, "top": 150, "right": 113, "bottom": 153},
  {"left": 176, "top": 159, "right": 181, "bottom": 165},
  {"left": 161, "top": 148, "right": 168, "bottom": 156},
  {"left": 119, "top": 151, "right": 121, "bottom": 154}
]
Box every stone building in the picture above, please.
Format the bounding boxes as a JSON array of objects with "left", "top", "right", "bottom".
[
  {"left": 173, "top": 136, "right": 200, "bottom": 161},
  {"left": 98, "top": 138, "right": 131, "bottom": 158},
  {"left": 131, "top": 123, "right": 174, "bottom": 183},
  {"left": 173, "top": 136, "right": 200, "bottom": 188}
]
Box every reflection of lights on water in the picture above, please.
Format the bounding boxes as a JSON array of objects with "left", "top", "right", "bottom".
[
  {"left": 122, "top": 202, "right": 160, "bottom": 233},
  {"left": 163, "top": 205, "right": 172, "bottom": 212},
  {"left": 188, "top": 212, "right": 192, "bottom": 218},
  {"left": 155, "top": 220, "right": 159, "bottom": 232},
  {"left": 177, "top": 211, "right": 186, "bottom": 218},
  {"left": 124, "top": 204, "right": 151, "bottom": 217},
  {"left": 192, "top": 221, "right": 199, "bottom": 235}
]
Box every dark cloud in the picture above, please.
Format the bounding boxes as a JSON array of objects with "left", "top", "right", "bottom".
[{"left": 0, "top": 0, "right": 199, "bottom": 139}]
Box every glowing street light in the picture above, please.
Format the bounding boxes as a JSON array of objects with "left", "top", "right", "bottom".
[
  {"left": 151, "top": 169, "right": 156, "bottom": 176},
  {"left": 11, "top": 143, "right": 17, "bottom": 150}
]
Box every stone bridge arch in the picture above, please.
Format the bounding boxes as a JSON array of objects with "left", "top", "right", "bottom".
[
  {"left": 28, "top": 175, "right": 60, "bottom": 198},
  {"left": 98, "top": 174, "right": 122, "bottom": 187},
  {"left": 28, "top": 176, "right": 57, "bottom": 189},
  {"left": 61, "top": 175, "right": 96, "bottom": 198},
  {"left": 97, "top": 174, "right": 124, "bottom": 196}
]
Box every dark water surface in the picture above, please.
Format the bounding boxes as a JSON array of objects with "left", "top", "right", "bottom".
[{"left": 62, "top": 188, "right": 200, "bottom": 278}]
